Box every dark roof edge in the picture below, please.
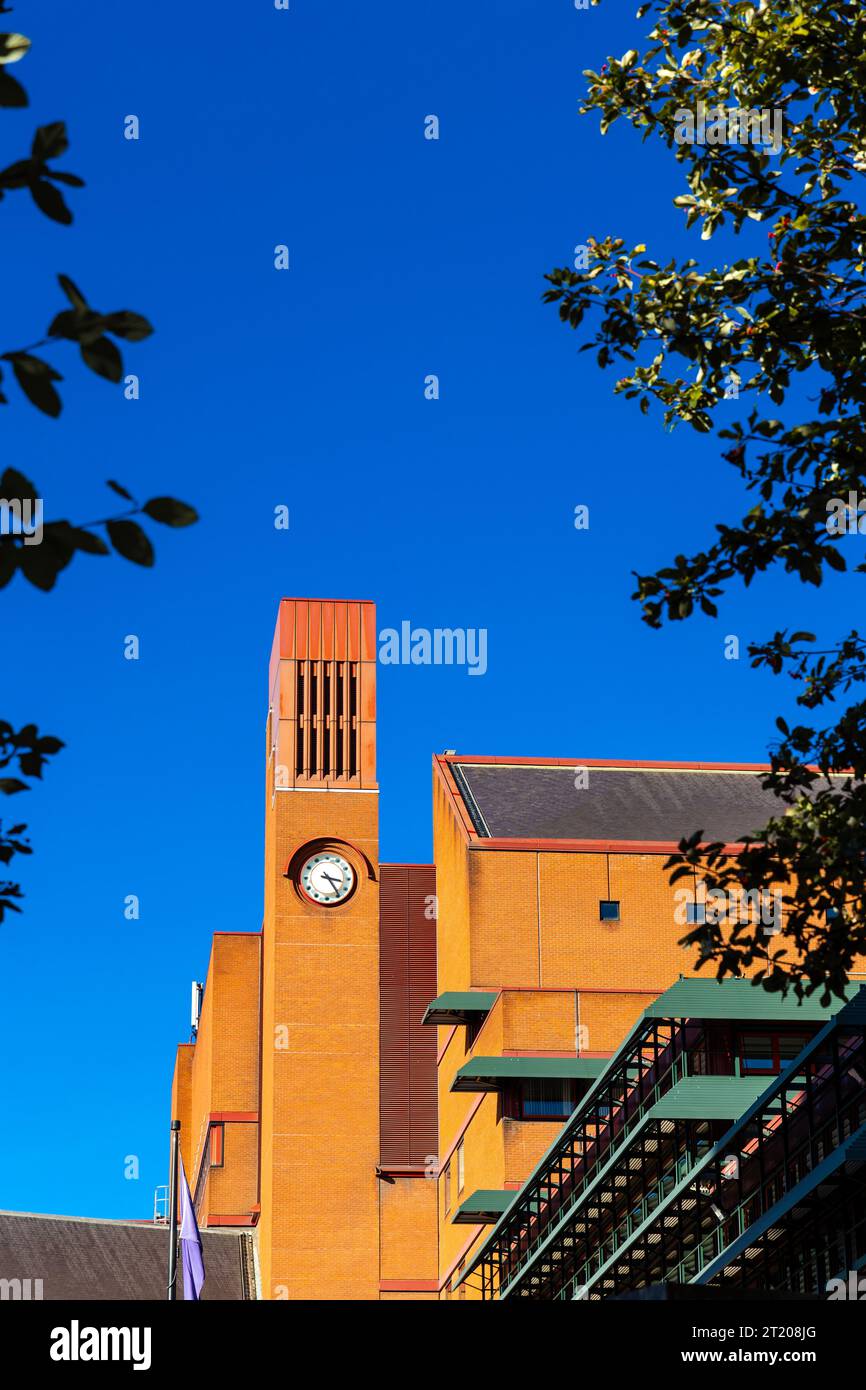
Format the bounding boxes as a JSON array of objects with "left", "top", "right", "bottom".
[
  {"left": 0, "top": 1209, "right": 240, "bottom": 1234},
  {"left": 450, "top": 762, "right": 490, "bottom": 837}
]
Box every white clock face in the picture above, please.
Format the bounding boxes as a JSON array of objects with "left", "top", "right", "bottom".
[{"left": 299, "top": 851, "right": 355, "bottom": 905}]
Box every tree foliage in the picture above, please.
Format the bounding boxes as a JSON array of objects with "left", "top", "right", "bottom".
[
  {"left": 544, "top": 0, "right": 866, "bottom": 998},
  {"left": 0, "top": 16, "right": 197, "bottom": 920}
]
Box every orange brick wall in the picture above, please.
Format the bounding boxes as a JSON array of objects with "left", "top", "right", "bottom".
[
  {"left": 578, "top": 990, "right": 658, "bottom": 1055},
  {"left": 170, "top": 1046, "right": 194, "bottom": 1177},
  {"left": 172, "top": 933, "right": 261, "bottom": 1227},
  {"left": 260, "top": 784, "right": 380, "bottom": 1299},
  {"left": 432, "top": 768, "right": 472, "bottom": 994},
  {"left": 430, "top": 771, "right": 732, "bottom": 1298},
  {"left": 180, "top": 609, "right": 841, "bottom": 1301},
  {"left": 379, "top": 1175, "right": 439, "bottom": 1294},
  {"left": 207, "top": 1120, "right": 259, "bottom": 1219}
]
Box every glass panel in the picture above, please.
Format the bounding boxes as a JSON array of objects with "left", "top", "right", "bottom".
[
  {"left": 741, "top": 1032, "right": 774, "bottom": 1073},
  {"left": 522, "top": 1080, "right": 576, "bottom": 1119},
  {"left": 778, "top": 1034, "right": 810, "bottom": 1062}
]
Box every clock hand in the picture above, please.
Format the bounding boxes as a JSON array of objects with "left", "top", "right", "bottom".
[{"left": 320, "top": 871, "right": 341, "bottom": 892}]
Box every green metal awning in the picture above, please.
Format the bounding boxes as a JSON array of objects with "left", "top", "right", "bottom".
[
  {"left": 452, "top": 1190, "right": 515, "bottom": 1225},
  {"left": 644, "top": 977, "right": 859, "bottom": 1025},
  {"left": 451, "top": 1056, "right": 606, "bottom": 1092},
  {"left": 421, "top": 992, "right": 498, "bottom": 1026},
  {"left": 651, "top": 1075, "right": 771, "bottom": 1122}
]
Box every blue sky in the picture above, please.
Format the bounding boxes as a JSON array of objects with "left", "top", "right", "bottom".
[{"left": 1, "top": 0, "right": 858, "bottom": 1218}]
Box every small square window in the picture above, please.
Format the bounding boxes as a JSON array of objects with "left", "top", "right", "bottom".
[
  {"left": 685, "top": 902, "right": 706, "bottom": 925},
  {"left": 599, "top": 900, "right": 620, "bottom": 922}
]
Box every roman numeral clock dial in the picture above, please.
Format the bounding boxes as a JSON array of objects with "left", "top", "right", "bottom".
[{"left": 299, "top": 851, "right": 355, "bottom": 905}]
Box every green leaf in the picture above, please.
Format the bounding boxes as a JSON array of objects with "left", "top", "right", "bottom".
[
  {"left": 66, "top": 527, "right": 109, "bottom": 556},
  {"left": 80, "top": 335, "right": 122, "bottom": 383},
  {"left": 31, "top": 121, "right": 68, "bottom": 161},
  {"left": 142, "top": 497, "right": 198, "bottom": 528},
  {"left": 106, "top": 519, "right": 154, "bottom": 567},
  {"left": 0, "top": 33, "right": 30, "bottom": 65},
  {"left": 0, "top": 541, "right": 16, "bottom": 588},
  {"left": 57, "top": 274, "right": 88, "bottom": 311},
  {"left": 35, "top": 736, "right": 64, "bottom": 755},
  {"left": 106, "top": 479, "right": 134, "bottom": 501},
  {"left": 47, "top": 309, "right": 80, "bottom": 340},
  {"left": 30, "top": 178, "right": 72, "bottom": 224},
  {"left": 0, "top": 468, "right": 37, "bottom": 502},
  {"left": 47, "top": 170, "right": 84, "bottom": 188},
  {"left": 0, "top": 779, "right": 29, "bottom": 794},
  {"left": 17, "top": 532, "right": 73, "bottom": 590},
  {"left": 0, "top": 67, "right": 26, "bottom": 106},
  {"left": 102, "top": 310, "right": 153, "bottom": 343},
  {"left": 3, "top": 354, "right": 62, "bottom": 417}
]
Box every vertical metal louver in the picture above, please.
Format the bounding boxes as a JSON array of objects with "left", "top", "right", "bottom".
[
  {"left": 271, "top": 599, "right": 376, "bottom": 790},
  {"left": 295, "top": 658, "right": 361, "bottom": 783}
]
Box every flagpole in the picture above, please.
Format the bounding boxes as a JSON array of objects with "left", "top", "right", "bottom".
[{"left": 168, "top": 1119, "right": 180, "bottom": 1301}]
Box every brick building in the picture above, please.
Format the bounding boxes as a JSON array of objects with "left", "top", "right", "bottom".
[{"left": 169, "top": 597, "right": 866, "bottom": 1300}]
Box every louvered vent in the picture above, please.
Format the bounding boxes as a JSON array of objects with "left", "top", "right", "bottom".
[
  {"left": 294, "top": 659, "right": 360, "bottom": 783},
  {"left": 269, "top": 599, "right": 376, "bottom": 790}
]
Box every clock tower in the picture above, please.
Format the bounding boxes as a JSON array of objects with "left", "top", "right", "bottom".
[{"left": 259, "top": 598, "right": 380, "bottom": 1299}]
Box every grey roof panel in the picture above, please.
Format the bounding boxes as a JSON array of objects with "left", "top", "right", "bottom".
[
  {"left": 454, "top": 763, "right": 844, "bottom": 843},
  {"left": 0, "top": 1210, "right": 251, "bottom": 1300}
]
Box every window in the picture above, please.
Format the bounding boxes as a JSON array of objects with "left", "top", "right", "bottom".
[
  {"left": 443, "top": 1160, "right": 451, "bottom": 1215},
  {"left": 520, "top": 1080, "right": 578, "bottom": 1121},
  {"left": 454, "top": 1261, "right": 466, "bottom": 1302},
  {"left": 778, "top": 1034, "right": 810, "bottom": 1066},
  {"left": 685, "top": 901, "right": 706, "bottom": 924},
  {"left": 599, "top": 900, "right": 620, "bottom": 922},
  {"left": 740, "top": 1031, "right": 812, "bottom": 1075},
  {"left": 209, "top": 1122, "right": 224, "bottom": 1168},
  {"left": 456, "top": 1140, "right": 465, "bottom": 1196},
  {"left": 740, "top": 1032, "right": 774, "bottom": 1074}
]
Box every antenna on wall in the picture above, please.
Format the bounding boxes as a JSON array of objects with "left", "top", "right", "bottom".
[{"left": 190, "top": 981, "right": 203, "bottom": 1042}]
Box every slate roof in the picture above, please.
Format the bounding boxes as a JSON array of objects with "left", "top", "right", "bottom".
[
  {"left": 0, "top": 1210, "right": 253, "bottom": 1300},
  {"left": 449, "top": 760, "right": 842, "bottom": 844}
]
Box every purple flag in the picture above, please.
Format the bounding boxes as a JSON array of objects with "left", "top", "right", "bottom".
[{"left": 179, "top": 1159, "right": 205, "bottom": 1301}]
